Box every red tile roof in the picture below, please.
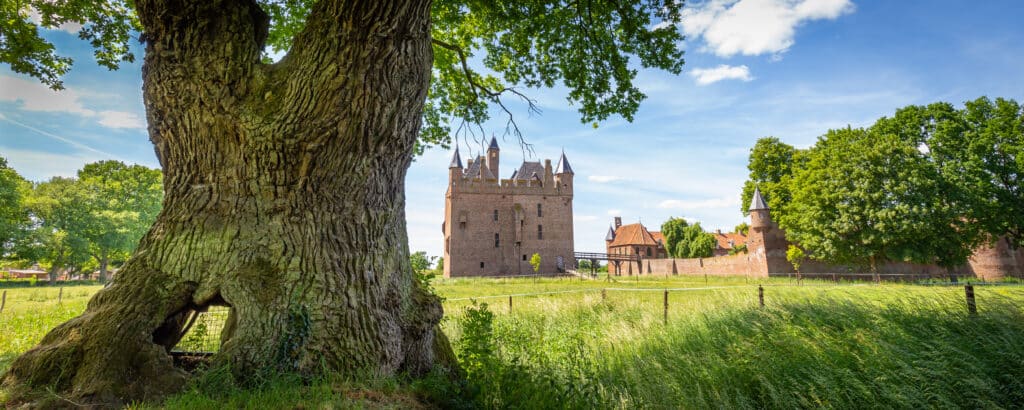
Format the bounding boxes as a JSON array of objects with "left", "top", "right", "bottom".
[
  {"left": 609, "top": 223, "right": 660, "bottom": 247},
  {"left": 714, "top": 232, "right": 747, "bottom": 250}
]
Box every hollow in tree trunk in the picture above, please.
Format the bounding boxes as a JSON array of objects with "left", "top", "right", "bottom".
[{"left": 2, "top": 0, "right": 453, "bottom": 406}]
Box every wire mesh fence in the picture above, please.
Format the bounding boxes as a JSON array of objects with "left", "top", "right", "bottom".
[{"left": 173, "top": 306, "right": 230, "bottom": 354}]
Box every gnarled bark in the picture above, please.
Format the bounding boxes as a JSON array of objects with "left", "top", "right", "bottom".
[{"left": 2, "top": 0, "right": 452, "bottom": 406}]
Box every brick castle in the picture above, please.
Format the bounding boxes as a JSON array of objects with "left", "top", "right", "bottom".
[{"left": 442, "top": 137, "right": 575, "bottom": 277}]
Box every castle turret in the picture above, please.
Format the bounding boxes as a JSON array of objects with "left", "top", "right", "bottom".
[
  {"left": 554, "top": 150, "right": 574, "bottom": 192},
  {"left": 605, "top": 225, "right": 616, "bottom": 242},
  {"left": 448, "top": 147, "right": 463, "bottom": 184},
  {"left": 486, "top": 136, "right": 499, "bottom": 180},
  {"left": 749, "top": 186, "right": 771, "bottom": 231}
]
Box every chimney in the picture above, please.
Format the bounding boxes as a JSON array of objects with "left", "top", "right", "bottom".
[
  {"left": 614, "top": 217, "right": 622, "bottom": 228},
  {"left": 716, "top": 229, "right": 722, "bottom": 235}
]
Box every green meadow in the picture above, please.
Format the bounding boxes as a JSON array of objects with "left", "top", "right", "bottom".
[{"left": 3, "top": 276, "right": 1024, "bottom": 408}]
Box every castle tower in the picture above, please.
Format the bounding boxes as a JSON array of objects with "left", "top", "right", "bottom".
[
  {"left": 486, "top": 136, "right": 499, "bottom": 180},
  {"left": 554, "top": 150, "right": 574, "bottom": 193},
  {"left": 749, "top": 186, "right": 771, "bottom": 231}
]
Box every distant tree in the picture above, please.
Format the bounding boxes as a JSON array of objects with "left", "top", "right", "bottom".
[
  {"left": 409, "top": 251, "right": 435, "bottom": 273},
  {"left": 23, "top": 177, "right": 93, "bottom": 283},
  {"left": 578, "top": 259, "right": 592, "bottom": 271},
  {"left": 733, "top": 222, "right": 749, "bottom": 236},
  {"left": 660, "top": 217, "right": 689, "bottom": 258},
  {"left": 0, "top": 158, "right": 30, "bottom": 258},
  {"left": 77, "top": 161, "right": 163, "bottom": 283},
  {"left": 435, "top": 257, "right": 444, "bottom": 274},
  {"left": 741, "top": 137, "right": 800, "bottom": 220},
  {"left": 530, "top": 253, "right": 542, "bottom": 275},
  {"left": 676, "top": 223, "right": 716, "bottom": 258},
  {"left": 780, "top": 126, "right": 964, "bottom": 274}
]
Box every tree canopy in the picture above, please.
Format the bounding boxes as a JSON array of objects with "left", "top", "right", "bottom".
[
  {"left": 0, "top": 158, "right": 31, "bottom": 258},
  {"left": 661, "top": 217, "right": 715, "bottom": 259},
  {"left": 740, "top": 137, "right": 799, "bottom": 219},
  {"left": 4, "top": 0, "right": 685, "bottom": 152}
]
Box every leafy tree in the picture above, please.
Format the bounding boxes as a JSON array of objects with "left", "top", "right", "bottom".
[
  {"left": 675, "top": 223, "right": 716, "bottom": 259},
  {"left": 740, "top": 137, "right": 800, "bottom": 220},
  {"left": 435, "top": 256, "right": 444, "bottom": 274},
  {"left": 733, "top": 222, "right": 749, "bottom": 236},
  {"left": 662, "top": 218, "right": 715, "bottom": 258},
  {"left": 786, "top": 245, "right": 805, "bottom": 274},
  {"left": 530, "top": 253, "right": 542, "bottom": 274},
  {"left": 660, "top": 217, "right": 689, "bottom": 257},
  {"left": 23, "top": 177, "right": 93, "bottom": 283},
  {"left": 924, "top": 97, "right": 1023, "bottom": 248},
  {"left": 0, "top": 157, "right": 31, "bottom": 258},
  {"left": 2, "top": 0, "right": 686, "bottom": 403},
  {"left": 77, "top": 161, "right": 163, "bottom": 282},
  {"left": 780, "top": 126, "right": 965, "bottom": 274},
  {"left": 409, "top": 251, "right": 434, "bottom": 273}
]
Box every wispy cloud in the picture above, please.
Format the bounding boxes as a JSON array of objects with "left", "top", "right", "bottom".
[
  {"left": 690, "top": 64, "right": 753, "bottom": 85},
  {"left": 606, "top": 209, "right": 622, "bottom": 216},
  {"left": 0, "top": 115, "right": 119, "bottom": 158},
  {"left": 682, "top": 0, "right": 854, "bottom": 58},
  {"left": 575, "top": 214, "right": 599, "bottom": 222},
  {"left": 588, "top": 175, "right": 627, "bottom": 183},
  {"left": 657, "top": 196, "right": 740, "bottom": 210},
  {"left": 0, "top": 74, "right": 145, "bottom": 129}
]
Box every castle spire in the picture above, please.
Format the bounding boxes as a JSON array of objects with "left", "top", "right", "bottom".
[
  {"left": 449, "top": 147, "right": 463, "bottom": 169},
  {"left": 605, "top": 225, "right": 616, "bottom": 241},
  {"left": 750, "top": 186, "right": 769, "bottom": 210},
  {"left": 488, "top": 136, "right": 500, "bottom": 151},
  {"left": 554, "top": 150, "right": 574, "bottom": 175}
]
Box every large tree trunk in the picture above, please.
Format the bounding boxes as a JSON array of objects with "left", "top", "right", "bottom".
[
  {"left": 2, "top": 0, "right": 452, "bottom": 406},
  {"left": 97, "top": 252, "right": 109, "bottom": 284}
]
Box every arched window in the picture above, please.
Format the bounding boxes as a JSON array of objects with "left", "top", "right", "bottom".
[
  {"left": 495, "top": 233, "right": 500, "bottom": 248},
  {"left": 538, "top": 225, "right": 543, "bottom": 240},
  {"left": 537, "top": 203, "right": 542, "bottom": 217}
]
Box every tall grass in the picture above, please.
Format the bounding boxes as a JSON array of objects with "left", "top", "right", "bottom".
[{"left": 2, "top": 278, "right": 1024, "bottom": 408}]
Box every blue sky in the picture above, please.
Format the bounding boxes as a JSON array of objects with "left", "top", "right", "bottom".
[{"left": 2, "top": 0, "right": 1023, "bottom": 258}]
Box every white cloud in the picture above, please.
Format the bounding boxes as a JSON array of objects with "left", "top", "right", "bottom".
[
  {"left": 690, "top": 64, "right": 753, "bottom": 85},
  {"left": 681, "top": 0, "right": 854, "bottom": 57},
  {"left": 575, "top": 214, "right": 599, "bottom": 222},
  {"left": 0, "top": 74, "right": 145, "bottom": 129},
  {"left": 657, "top": 196, "right": 740, "bottom": 210},
  {"left": 606, "top": 209, "right": 622, "bottom": 216},
  {"left": 98, "top": 111, "right": 145, "bottom": 129},
  {"left": 27, "top": 9, "right": 83, "bottom": 34},
  {"left": 588, "top": 175, "right": 627, "bottom": 183}
]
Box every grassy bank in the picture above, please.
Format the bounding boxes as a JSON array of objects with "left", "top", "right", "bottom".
[{"left": 2, "top": 277, "right": 1023, "bottom": 408}]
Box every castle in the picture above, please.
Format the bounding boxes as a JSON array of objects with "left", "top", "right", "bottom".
[
  {"left": 442, "top": 137, "right": 575, "bottom": 277},
  {"left": 626, "top": 187, "right": 1023, "bottom": 280}
]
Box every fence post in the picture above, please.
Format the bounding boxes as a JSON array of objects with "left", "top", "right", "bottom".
[
  {"left": 965, "top": 284, "right": 977, "bottom": 315},
  {"left": 508, "top": 295, "right": 513, "bottom": 313},
  {"left": 0, "top": 290, "right": 6, "bottom": 314},
  {"left": 663, "top": 290, "right": 668, "bottom": 325},
  {"left": 58, "top": 287, "right": 64, "bottom": 304},
  {"left": 601, "top": 288, "right": 607, "bottom": 302},
  {"left": 758, "top": 285, "right": 764, "bottom": 308},
  {"left": 832, "top": 273, "right": 838, "bottom": 284}
]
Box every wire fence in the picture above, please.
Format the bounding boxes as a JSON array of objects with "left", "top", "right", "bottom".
[{"left": 4, "top": 274, "right": 1021, "bottom": 356}]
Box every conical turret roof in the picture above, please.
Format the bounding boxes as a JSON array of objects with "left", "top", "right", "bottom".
[
  {"left": 605, "top": 225, "right": 616, "bottom": 241},
  {"left": 750, "top": 186, "right": 769, "bottom": 210},
  {"left": 449, "top": 148, "right": 463, "bottom": 169},
  {"left": 488, "top": 136, "right": 499, "bottom": 150},
  {"left": 554, "top": 150, "right": 573, "bottom": 174}
]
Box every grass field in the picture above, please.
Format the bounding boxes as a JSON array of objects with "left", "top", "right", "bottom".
[{"left": 2, "top": 276, "right": 1024, "bottom": 408}]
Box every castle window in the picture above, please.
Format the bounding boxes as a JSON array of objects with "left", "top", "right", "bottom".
[
  {"left": 459, "top": 222, "right": 466, "bottom": 230},
  {"left": 537, "top": 203, "right": 543, "bottom": 217},
  {"left": 493, "top": 209, "right": 498, "bottom": 221},
  {"left": 538, "top": 225, "right": 543, "bottom": 240},
  {"left": 522, "top": 254, "right": 527, "bottom": 261},
  {"left": 495, "top": 233, "right": 500, "bottom": 248},
  {"left": 480, "top": 262, "right": 485, "bottom": 269}
]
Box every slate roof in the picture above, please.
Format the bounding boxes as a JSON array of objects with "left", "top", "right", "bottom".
[
  {"left": 750, "top": 187, "right": 769, "bottom": 210},
  {"left": 514, "top": 161, "right": 545, "bottom": 181},
  {"left": 605, "top": 225, "right": 616, "bottom": 241},
  {"left": 554, "top": 151, "right": 574, "bottom": 174},
  {"left": 464, "top": 156, "right": 496, "bottom": 179},
  {"left": 608, "top": 223, "right": 661, "bottom": 247},
  {"left": 488, "top": 136, "right": 500, "bottom": 150}
]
